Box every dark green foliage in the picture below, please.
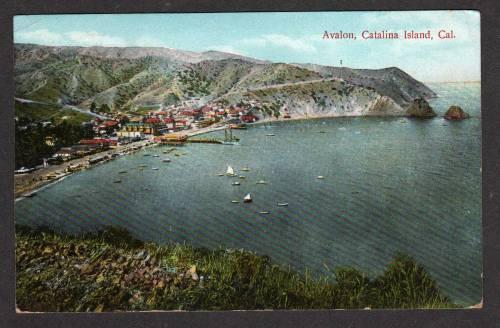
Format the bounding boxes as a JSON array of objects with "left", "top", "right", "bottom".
[
  {"left": 163, "top": 93, "right": 180, "bottom": 106},
  {"left": 15, "top": 121, "right": 54, "bottom": 168},
  {"left": 99, "top": 104, "right": 111, "bottom": 113},
  {"left": 332, "top": 268, "right": 371, "bottom": 308},
  {"left": 16, "top": 227, "right": 455, "bottom": 312},
  {"left": 370, "top": 254, "right": 451, "bottom": 308},
  {"left": 15, "top": 117, "right": 94, "bottom": 168}
]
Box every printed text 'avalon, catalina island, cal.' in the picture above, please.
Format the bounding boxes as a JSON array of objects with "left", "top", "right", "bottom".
[{"left": 322, "top": 30, "right": 456, "bottom": 40}]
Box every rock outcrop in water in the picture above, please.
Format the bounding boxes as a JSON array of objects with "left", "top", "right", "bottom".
[
  {"left": 444, "top": 105, "right": 470, "bottom": 120},
  {"left": 406, "top": 97, "right": 437, "bottom": 118}
]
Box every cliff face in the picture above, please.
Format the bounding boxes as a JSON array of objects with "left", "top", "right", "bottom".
[
  {"left": 221, "top": 79, "right": 404, "bottom": 119},
  {"left": 14, "top": 43, "right": 434, "bottom": 119}
]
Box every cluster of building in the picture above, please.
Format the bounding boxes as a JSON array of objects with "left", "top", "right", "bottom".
[
  {"left": 52, "top": 138, "right": 118, "bottom": 160},
  {"left": 106, "top": 102, "right": 260, "bottom": 140},
  {"left": 50, "top": 102, "right": 260, "bottom": 162}
]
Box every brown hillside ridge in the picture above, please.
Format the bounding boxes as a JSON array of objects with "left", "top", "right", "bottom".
[
  {"left": 406, "top": 97, "right": 437, "bottom": 118},
  {"left": 444, "top": 105, "right": 470, "bottom": 120}
]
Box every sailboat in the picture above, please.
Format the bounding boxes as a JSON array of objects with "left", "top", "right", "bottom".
[
  {"left": 226, "top": 165, "right": 236, "bottom": 176},
  {"left": 223, "top": 127, "right": 239, "bottom": 145},
  {"left": 243, "top": 193, "right": 252, "bottom": 203}
]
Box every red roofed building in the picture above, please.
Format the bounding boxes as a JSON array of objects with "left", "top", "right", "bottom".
[
  {"left": 241, "top": 114, "right": 258, "bottom": 123},
  {"left": 201, "top": 106, "right": 213, "bottom": 114},
  {"left": 97, "top": 120, "right": 120, "bottom": 134},
  {"left": 180, "top": 110, "right": 197, "bottom": 117},
  {"left": 145, "top": 117, "right": 162, "bottom": 124},
  {"left": 103, "top": 120, "right": 119, "bottom": 127},
  {"left": 229, "top": 108, "right": 245, "bottom": 117},
  {"left": 78, "top": 138, "right": 117, "bottom": 148}
]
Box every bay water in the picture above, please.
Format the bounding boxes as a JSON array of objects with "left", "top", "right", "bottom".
[{"left": 15, "top": 82, "right": 481, "bottom": 305}]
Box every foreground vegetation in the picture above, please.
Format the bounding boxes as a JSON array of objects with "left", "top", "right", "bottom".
[{"left": 16, "top": 226, "right": 456, "bottom": 312}]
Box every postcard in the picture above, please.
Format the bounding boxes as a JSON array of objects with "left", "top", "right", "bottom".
[{"left": 13, "top": 10, "right": 481, "bottom": 312}]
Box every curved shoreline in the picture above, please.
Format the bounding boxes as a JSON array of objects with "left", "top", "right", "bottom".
[
  {"left": 15, "top": 104, "right": 479, "bottom": 199},
  {"left": 11, "top": 114, "right": 410, "bottom": 199},
  {"left": 14, "top": 139, "right": 158, "bottom": 199}
]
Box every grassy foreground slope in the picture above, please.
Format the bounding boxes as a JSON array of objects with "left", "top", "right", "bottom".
[{"left": 16, "top": 226, "right": 455, "bottom": 312}]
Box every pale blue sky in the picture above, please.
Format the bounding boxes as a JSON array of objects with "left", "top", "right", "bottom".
[{"left": 14, "top": 11, "right": 480, "bottom": 82}]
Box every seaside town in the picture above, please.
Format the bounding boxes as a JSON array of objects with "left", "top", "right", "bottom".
[{"left": 14, "top": 100, "right": 273, "bottom": 197}]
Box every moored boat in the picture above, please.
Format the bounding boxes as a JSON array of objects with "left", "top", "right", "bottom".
[
  {"left": 226, "top": 165, "right": 236, "bottom": 176},
  {"left": 15, "top": 167, "right": 35, "bottom": 174},
  {"left": 223, "top": 127, "right": 239, "bottom": 145},
  {"left": 229, "top": 123, "right": 247, "bottom": 130}
]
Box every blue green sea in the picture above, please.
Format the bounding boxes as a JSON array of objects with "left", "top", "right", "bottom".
[{"left": 15, "top": 82, "right": 481, "bottom": 306}]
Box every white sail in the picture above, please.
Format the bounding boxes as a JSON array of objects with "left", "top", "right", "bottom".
[
  {"left": 244, "top": 193, "right": 252, "bottom": 201},
  {"left": 226, "top": 165, "right": 235, "bottom": 175}
]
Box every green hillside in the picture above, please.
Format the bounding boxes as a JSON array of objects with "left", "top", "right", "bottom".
[{"left": 14, "top": 43, "right": 435, "bottom": 120}]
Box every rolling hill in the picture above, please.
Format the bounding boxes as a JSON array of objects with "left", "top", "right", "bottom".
[{"left": 14, "top": 43, "right": 435, "bottom": 120}]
